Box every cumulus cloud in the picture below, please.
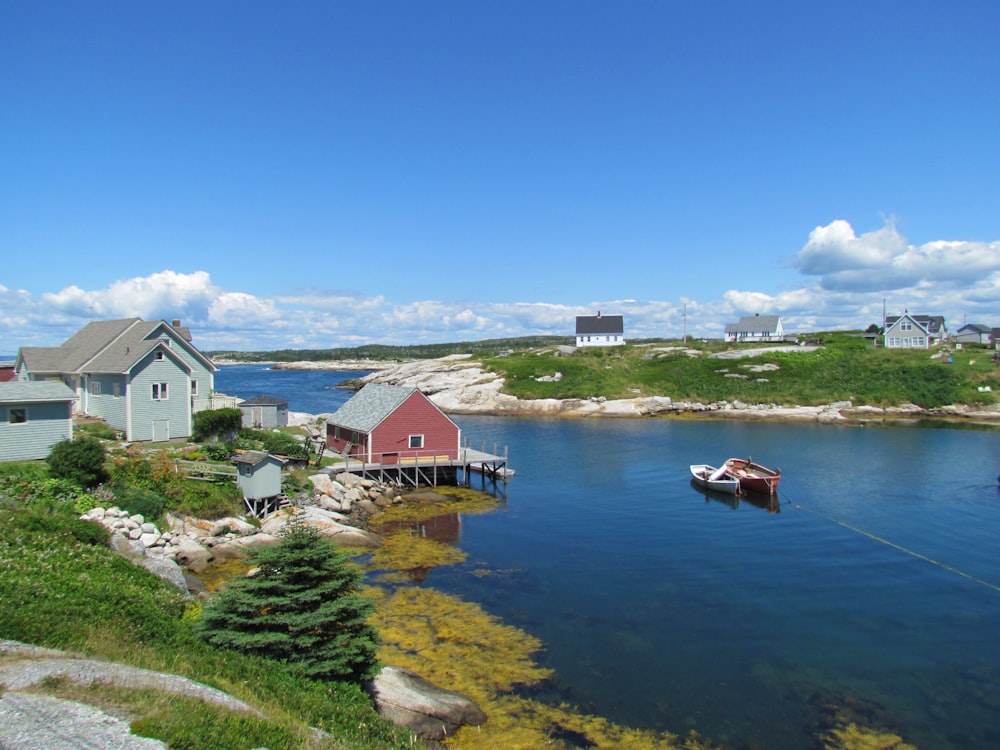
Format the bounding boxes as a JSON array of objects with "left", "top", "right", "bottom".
[
  {"left": 41, "top": 270, "right": 221, "bottom": 322},
  {"left": 6, "top": 224, "right": 1000, "bottom": 353},
  {"left": 795, "top": 218, "right": 1000, "bottom": 293}
]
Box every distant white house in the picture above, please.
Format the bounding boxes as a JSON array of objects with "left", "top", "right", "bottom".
[
  {"left": 883, "top": 312, "right": 947, "bottom": 349},
  {"left": 724, "top": 314, "right": 784, "bottom": 343},
  {"left": 575, "top": 312, "right": 625, "bottom": 347}
]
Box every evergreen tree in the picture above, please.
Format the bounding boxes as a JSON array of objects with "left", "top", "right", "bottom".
[
  {"left": 46, "top": 435, "right": 108, "bottom": 488},
  {"left": 197, "top": 522, "right": 380, "bottom": 682}
]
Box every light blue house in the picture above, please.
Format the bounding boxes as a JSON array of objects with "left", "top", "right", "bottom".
[
  {"left": 15, "top": 318, "right": 216, "bottom": 442},
  {"left": 0, "top": 381, "right": 76, "bottom": 461}
]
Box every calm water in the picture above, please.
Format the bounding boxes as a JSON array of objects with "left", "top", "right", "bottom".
[{"left": 218, "top": 366, "right": 1000, "bottom": 749}]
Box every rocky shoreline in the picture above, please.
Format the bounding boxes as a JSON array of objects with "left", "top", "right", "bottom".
[{"left": 346, "top": 354, "right": 1000, "bottom": 425}]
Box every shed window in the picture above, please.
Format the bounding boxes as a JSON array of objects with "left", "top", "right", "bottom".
[
  {"left": 152, "top": 382, "right": 169, "bottom": 400},
  {"left": 409, "top": 434, "right": 424, "bottom": 449},
  {"left": 9, "top": 408, "right": 27, "bottom": 424}
]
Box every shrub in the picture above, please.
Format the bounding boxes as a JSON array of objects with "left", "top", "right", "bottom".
[
  {"left": 194, "top": 408, "right": 243, "bottom": 442},
  {"left": 46, "top": 436, "right": 109, "bottom": 488},
  {"left": 117, "top": 488, "right": 168, "bottom": 521}
]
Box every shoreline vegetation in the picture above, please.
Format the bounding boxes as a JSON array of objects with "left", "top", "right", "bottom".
[{"left": 210, "top": 332, "right": 1000, "bottom": 426}]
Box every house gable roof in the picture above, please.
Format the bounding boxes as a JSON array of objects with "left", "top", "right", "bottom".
[
  {"left": 0, "top": 381, "right": 76, "bottom": 404},
  {"left": 724, "top": 315, "right": 781, "bottom": 334},
  {"left": 576, "top": 314, "right": 624, "bottom": 335},
  {"left": 956, "top": 323, "right": 991, "bottom": 334},
  {"left": 16, "top": 318, "right": 216, "bottom": 377},
  {"left": 327, "top": 384, "right": 419, "bottom": 434},
  {"left": 885, "top": 314, "right": 945, "bottom": 335}
]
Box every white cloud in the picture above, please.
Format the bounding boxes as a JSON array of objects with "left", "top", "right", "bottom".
[
  {"left": 5, "top": 223, "right": 1000, "bottom": 354},
  {"left": 794, "top": 218, "right": 1000, "bottom": 293}
]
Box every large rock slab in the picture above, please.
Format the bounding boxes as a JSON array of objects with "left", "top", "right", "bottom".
[{"left": 368, "top": 666, "right": 486, "bottom": 740}]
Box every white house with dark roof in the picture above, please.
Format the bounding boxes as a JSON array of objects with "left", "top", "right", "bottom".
[
  {"left": 0, "top": 381, "right": 76, "bottom": 461},
  {"left": 724, "top": 314, "right": 784, "bottom": 343},
  {"left": 883, "top": 312, "right": 947, "bottom": 349},
  {"left": 575, "top": 312, "right": 625, "bottom": 347},
  {"left": 14, "top": 318, "right": 216, "bottom": 442}
]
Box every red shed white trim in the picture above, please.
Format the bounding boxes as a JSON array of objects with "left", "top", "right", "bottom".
[{"left": 325, "top": 384, "right": 461, "bottom": 464}]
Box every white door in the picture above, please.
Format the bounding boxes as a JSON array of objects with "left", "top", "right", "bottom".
[{"left": 152, "top": 419, "right": 170, "bottom": 442}]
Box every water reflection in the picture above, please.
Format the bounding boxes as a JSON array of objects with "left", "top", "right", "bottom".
[{"left": 690, "top": 481, "right": 781, "bottom": 513}]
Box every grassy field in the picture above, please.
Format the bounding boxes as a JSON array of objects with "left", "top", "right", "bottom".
[{"left": 480, "top": 332, "right": 1000, "bottom": 409}]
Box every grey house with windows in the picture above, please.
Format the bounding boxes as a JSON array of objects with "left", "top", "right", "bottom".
[
  {"left": 14, "top": 318, "right": 216, "bottom": 442},
  {"left": 883, "top": 312, "right": 947, "bottom": 349},
  {"left": 0, "top": 381, "right": 76, "bottom": 461}
]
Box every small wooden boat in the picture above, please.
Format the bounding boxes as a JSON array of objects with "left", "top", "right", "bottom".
[
  {"left": 724, "top": 457, "right": 780, "bottom": 495},
  {"left": 690, "top": 464, "right": 741, "bottom": 495}
]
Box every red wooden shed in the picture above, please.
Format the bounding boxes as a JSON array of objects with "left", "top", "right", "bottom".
[{"left": 325, "top": 384, "right": 461, "bottom": 465}]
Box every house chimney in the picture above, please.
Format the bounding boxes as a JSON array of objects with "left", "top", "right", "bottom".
[
  {"left": 172, "top": 319, "right": 181, "bottom": 328},
  {"left": 597, "top": 311, "right": 601, "bottom": 318}
]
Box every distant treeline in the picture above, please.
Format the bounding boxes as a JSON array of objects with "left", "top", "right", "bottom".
[{"left": 206, "top": 335, "right": 574, "bottom": 362}]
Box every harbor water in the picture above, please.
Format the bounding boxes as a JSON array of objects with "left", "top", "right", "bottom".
[{"left": 216, "top": 365, "right": 1000, "bottom": 748}]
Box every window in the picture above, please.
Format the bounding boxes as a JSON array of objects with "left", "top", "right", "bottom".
[
  {"left": 152, "top": 382, "right": 169, "bottom": 400},
  {"left": 913, "top": 337, "right": 925, "bottom": 347},
  {"left": 112, "top": 383, "right": 120, "bottom": 398},
  {"left": 409, "top": 434, "right": 424, "bottom": 449},
  {"left": 89, "top": 381, "right": 101, "bottom": 396},
  {"left": 156, "top": 351, "right": 164, "bottom": 360},
  {"left": 9, "top": 408, "right": 26, "bottom": 424},
  {"left": 900, "top": 321, "right": 913, "bottom": 331},
  {"left": 191, "top": 380, "right": 198, "bottom": 396}
]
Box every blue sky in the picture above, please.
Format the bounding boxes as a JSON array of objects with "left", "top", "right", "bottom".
[{"left": 3, "top": 1, "right": 999, "bottom": 352}]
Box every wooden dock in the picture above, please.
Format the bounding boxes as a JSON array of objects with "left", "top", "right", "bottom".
[{"left": 329, "top": 446, "right": 512, "bottom": 489}]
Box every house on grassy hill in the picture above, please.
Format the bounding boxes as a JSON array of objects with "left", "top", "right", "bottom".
[
  {"left": 325, "top": 383, "right": 461, "bottom": 464},
  {"left": 954, "top": 323, "right": 993, "bottom": 346},
  {"left": 724, "top": 314, "right": 785, "bottom": 343},
  {"left": 0, "top": 381, "right": 76, "bottom": 461},
  {"left": 883, "top": 312, "right": 947, "bottom": 349},
  {"left": 14, "top": 318, "right": 216, "bottom": 442},
  {"left": 575, "top": 312, "right": 625, "bottom": 347}
]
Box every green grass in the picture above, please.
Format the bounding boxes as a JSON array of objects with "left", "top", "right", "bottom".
[
  {"left": 482, "top": 334, "right": 1000, "bottom": 410},
  {"left": 0, "top": 504, "right": 420, "bottom": 750}
]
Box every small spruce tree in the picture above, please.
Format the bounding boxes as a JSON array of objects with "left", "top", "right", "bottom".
[
  {"left": 197, "top": 521, "right": 380, "bottom": 682},
  {"left": 46, "top": 435, "right": 109, "bottom": 488}
]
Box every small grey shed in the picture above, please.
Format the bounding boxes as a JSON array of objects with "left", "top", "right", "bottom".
[
  {"left": 233, "top": 450, "right": 286, "bottom": 501},
  {"left": 238, "top": 395, "right": 289, "bottom": 429}
]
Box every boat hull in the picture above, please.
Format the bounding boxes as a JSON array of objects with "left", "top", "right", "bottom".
[
  {"left": 724, "top": 458, "right": 780, "bottom": 495},
  {"left": 689, "top": 464, "right": 741, "bottom": 495}
]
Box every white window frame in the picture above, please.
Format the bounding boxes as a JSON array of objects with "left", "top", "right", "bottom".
[
  {"left": 191, "top": 380, "right": 198, "bottom": 396},
  {"left": 112, "top": 382, "right": 121, "bottom": 398},
  {"left": 152, "top": 382, "right": 169, "bottom": 401},
  {"left": 89, "top": 381, "right": 101, "bottom": 396},
  {"left": 409, "top": 434, "right": 424, "bottom": 449}
]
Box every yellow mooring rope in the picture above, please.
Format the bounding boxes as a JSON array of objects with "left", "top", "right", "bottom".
[{"left": 784, "top": 495, "right": 1000, "bottom": 594}]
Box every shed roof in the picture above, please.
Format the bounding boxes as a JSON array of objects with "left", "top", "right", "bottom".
[
  {"left": 238, "top": 395, "right": 289, "bottom": 407},
  {"left": 724, "top": 315, "right": 781, "bottom": 334},
  {"left": 576, "top": 314, "right": 624, "bottom": 335},
  {"left": 0, "top": 381, "right": 76, "bottom": 404},
  {"left": 232, "top": 450, "right": 285, "bottom": 468},
  {"left": 326, "top": 383, "right": 417, "bottom": 433}
]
